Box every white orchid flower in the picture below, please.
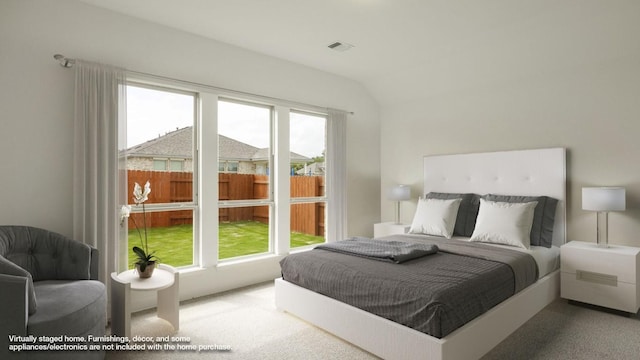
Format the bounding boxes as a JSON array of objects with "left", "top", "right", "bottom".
[
  {"left": 133, "top": 181, "right": 151, "bottom": 204},
  {"left": 129, "top": 180, "right": 156, "bottom": 272},
  {"left": 120, "top": 205, "right": 132, "bottom": 220}
]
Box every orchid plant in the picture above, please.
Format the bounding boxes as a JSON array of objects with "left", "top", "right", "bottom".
[{"left": 120, "top": 181, "right": 158, "bottom": 272}]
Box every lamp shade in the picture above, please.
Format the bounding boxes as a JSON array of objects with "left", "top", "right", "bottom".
[
  {"left": 582, "top": 187, "right": 626, "bottom": 211},
  {"left": 388, "top": 185, "right": 411, "bottom": 201}
]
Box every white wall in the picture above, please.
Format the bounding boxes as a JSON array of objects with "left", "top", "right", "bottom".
[
  {"left": 379, "top": 2, "right": 640, "bottom": 247},
  {"left": 0, "top": 0, "right": 380, "bottom": 304}
]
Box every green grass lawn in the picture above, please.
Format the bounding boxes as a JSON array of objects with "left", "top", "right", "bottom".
[{"left": 128, "top": 221, "right": 324, "bottom": 268}]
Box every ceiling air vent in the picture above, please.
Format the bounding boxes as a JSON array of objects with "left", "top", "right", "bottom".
[{"left": 328, "top": 42, "right": 354, "bottom": 52}]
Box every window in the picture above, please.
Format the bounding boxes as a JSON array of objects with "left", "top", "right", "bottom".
[
  {"left": 122, "top": 78, "right": 339, "bottom": 271},
  {"left": 125, "top": 84, "right": 197, "bottom": 269},
  {"left": 153, "top": 159, "right": 167, "bottom": 171},
  {"left": 289, "top": 111, "right": 327, "bottom": 248},
  {"left": 217, "top": 99, "right": 272, "bottom": 260},
  {"left": 170, "top": 159, "right": 184, "bottom": 171},
  {"left": 218, "top": 161, "right": 239, "bottom": 173}
]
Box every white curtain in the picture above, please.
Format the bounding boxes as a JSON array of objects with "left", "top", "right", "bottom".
[
  {"left": 73, "top": 60, "right": 126, "bottom": 284},
  {"left": 326, "top": 109, "right": 348, "bottom": 242}
]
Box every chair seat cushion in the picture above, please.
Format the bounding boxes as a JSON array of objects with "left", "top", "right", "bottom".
[{"left": 28, "top": 280, "right": 106, "bottom": 336}]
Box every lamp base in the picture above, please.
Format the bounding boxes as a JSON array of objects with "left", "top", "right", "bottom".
[
  {"left": 394, "top": 201, "right": 401, "bottom": 225},
  {"left": 596, "top": 211, "right": 609, "bottom": 248}
]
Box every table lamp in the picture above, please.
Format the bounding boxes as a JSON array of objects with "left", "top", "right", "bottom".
[
  {"left": 582, "top": 187, "right": 625, "bottom": 247},
  {"left": 388, "top": 185, "right": 411, "bottom": 224}
]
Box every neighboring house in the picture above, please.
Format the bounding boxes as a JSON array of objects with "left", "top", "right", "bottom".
[
  {"left": 296, "top": 161, "right": 325, "bottom": 176},
  {"left": 125, "top": 126, "right": 313, "bottom": 174}
]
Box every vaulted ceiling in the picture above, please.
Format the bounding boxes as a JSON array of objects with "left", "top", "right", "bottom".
[{"left": 77, "top": 0, "right": 637, "bottom": 105}]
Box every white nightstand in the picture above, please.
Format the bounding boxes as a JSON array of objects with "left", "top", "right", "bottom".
[
  {"left": 561, "top": 241, "right": 640, "bottom": 313},
  {"left": 374, "top": 222, "right": 410, "bottom": 238}
]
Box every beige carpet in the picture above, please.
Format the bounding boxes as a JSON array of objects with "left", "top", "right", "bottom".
[
  {"left": 106, "top": 281, "right": 640, "bottom": 360},
  {"left": 105, "top": 282, "right": 375, "bottom": 360},
  {"left": 481, "top": 299, "right": 640, "bottom": 360}
]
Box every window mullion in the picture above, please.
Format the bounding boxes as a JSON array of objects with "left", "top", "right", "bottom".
[
  {"left": 274, "top": 106, "right": 291, "bottom": 255},
  {"left": 199, "top": 93, "right": 219, "bottom": 267},
  {"left": 290, "top": 196, "right": 327, "bottom": 204}
]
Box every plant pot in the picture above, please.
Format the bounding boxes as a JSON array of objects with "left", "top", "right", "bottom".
[{"left": 136, "top": 261, "right": 156, "bottom": 278}]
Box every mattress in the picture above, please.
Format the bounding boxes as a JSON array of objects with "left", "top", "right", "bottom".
[{"left": 279, "top": 235, "right": 540, "bottom": 338}]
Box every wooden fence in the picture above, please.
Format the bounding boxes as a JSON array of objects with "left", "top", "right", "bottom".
[
  {"left": 290, "top": 176, "right": 325, "bottom": 236},
  {"left": 126, "top": 170, "right": 325, "bottom": 236}
]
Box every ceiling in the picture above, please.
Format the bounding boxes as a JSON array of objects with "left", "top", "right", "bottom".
[{"left": 75, "top": 0, "right": 633, "bottom": 105}]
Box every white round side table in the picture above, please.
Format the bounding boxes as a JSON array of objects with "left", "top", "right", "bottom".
[{"left": 110, "top": 264, "right": 179, "bottom": 337}]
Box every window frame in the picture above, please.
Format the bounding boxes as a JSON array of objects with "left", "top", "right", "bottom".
[
  {"left": 123, "top": 82, "right": 200, "bottom": 269},
  {"left": 217, "top": 98, "right": 275, "bottom": 261},
  {"left": 288, "top": 110, "right": 328, "bottom": 249}
]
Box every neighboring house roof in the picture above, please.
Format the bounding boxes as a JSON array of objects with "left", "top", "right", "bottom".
[
  {"left": 126, "top": 126, "right": 310, "bottom": 162},
  {"left": 218, "top": 132, "right": 262, "bottom": 160},
  {"left": 127, "top": 127, "right": 193, "bottom": 158}
]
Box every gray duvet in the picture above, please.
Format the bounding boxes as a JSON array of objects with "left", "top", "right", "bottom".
[{"left": 279, "top": 234, "right": 538, "bottom": 338}]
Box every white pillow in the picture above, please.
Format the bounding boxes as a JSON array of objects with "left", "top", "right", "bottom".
[
  {"left": 469, "top": 199, "right": 538, "bottom": 249},
  {"left": 409, "top": 198, "right": 462, "bottom": 239}
]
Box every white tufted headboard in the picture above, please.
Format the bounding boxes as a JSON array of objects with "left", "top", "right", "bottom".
[{"left": 423, "top": 147, "right": 566, "bottom": 247}]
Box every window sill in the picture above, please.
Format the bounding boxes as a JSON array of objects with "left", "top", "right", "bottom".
[
  {"left": 172, "top": 246, "right": 320, "bottom": 275},
  {"left": 218, "top": 253, "right": 284, "bottom": 267}
]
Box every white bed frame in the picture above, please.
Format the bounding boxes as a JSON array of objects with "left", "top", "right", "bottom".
[{"left": 275, "top": 147, "right": 566, "bottom": 360}]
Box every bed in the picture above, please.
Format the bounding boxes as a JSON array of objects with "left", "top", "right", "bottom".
[{"left": 275, "top": 147, "right": 566, "bottom": 360}]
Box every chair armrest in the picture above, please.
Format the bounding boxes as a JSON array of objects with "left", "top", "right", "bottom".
[
  {"left": 0, "top": 274, "right": 29, "bottom": 353},
  {"left": 0, "top": 274, "right": 29, "bottom": 359}
]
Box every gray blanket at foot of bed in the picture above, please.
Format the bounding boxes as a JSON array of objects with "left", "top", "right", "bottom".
[{"left": 315, "top": 237, "right": 438, "bottom": 263}]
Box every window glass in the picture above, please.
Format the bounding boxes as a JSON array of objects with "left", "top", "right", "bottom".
[
  {"left": 153, "top": 159, "right": 167, "bottom": 171},
  {"left": 126, "top": 84, "right": 196, "bottom": 268},
  {"left": 170, "top": 159, "right": 184, "bottom": 171},
  {"left": 218, "top": 100, "right": 270, "bottom": 200},
  {"left": 125, "top": 209, "right": 194, "bottom": 268},
  {"left": 218, "top": 206, "right": 271, "bottom": 259},
  {"left": 290, "top": 111, "right": 326, "bottom": 248},
  {"left": 290, "top": 112, "right": 326, "bottom": 197},
  {"left": 290, "top": 202, "right": 325, "bottom": 248},
  {"left": 218, "top": 99, "right": 272, "bottom": 259}
]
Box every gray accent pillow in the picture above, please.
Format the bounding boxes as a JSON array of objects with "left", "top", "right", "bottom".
[
  {"left": 0, "top": 255, "right": 37, "bottom": 314},
  {"left": 483, "top": 194, "right": 558, "bottom": 248},
  {"left": 425, "top": 192, "right": 481, "bottom": 237}
]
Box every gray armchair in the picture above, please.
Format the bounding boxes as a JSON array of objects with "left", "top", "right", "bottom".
[{"left": 0, "top": 226, "right": 106, "bottom": 360}]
